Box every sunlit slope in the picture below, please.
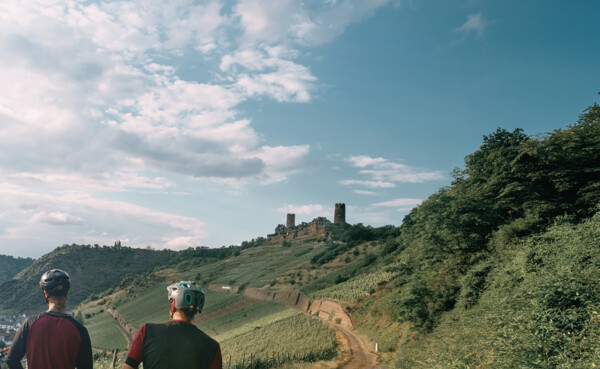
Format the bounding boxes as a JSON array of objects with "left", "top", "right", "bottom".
[
  {"left": 80, "top": 285, "right": 336, "bottom": 368},
  {"left": 201, "top": 301, "right": 336, "bottom": 366},
  {"left": 117, "top": 287, "right": 246, "bottom": 329},
  {"left": 188, "top": 240, "right": 325, "bottom": 289}
]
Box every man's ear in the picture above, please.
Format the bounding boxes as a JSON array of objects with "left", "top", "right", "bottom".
[
  {"left": 171, "top": 300, "right": 176, "bottom": 313},
  {"left": 44, "top": 291, "right": 49, "bottom": 298}
]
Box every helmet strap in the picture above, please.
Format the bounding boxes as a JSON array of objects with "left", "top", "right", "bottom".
[{"left": 171, "top": 301, "right": 176, "bottom": 313}]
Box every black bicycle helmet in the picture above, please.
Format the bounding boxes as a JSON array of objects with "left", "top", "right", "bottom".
[
  {"left": 167, "top": 281, "right": 205, "bottom": 313},
  {"left": 40, "top": 269, "right": 70, "bottom": 296}
]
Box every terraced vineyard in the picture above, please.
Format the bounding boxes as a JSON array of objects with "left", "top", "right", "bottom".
[
  {"left": 115, "top": 286, "right": 246, "bottom": 329},
  {"left": 312, "top": 267, "right": 399, "bottom": 302},
  {"left": 200, "top": 301, "right": 337, "bottom": 366},
  {"left": 183, "top": 241, "right": 323, "bottom": 288},
  {"left": 82, "top": 285, "right": 336, "bottom": 368}
]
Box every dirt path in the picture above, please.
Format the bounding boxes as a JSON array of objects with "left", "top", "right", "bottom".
[
  {"left": 333, "top": 325, "right": 378, "bottom": 369},
  {"left": 112, "top": 316, "right": 133, "bottom": 348},
  {"left": 104, "top": 307, "right": 133, "bottom": 349}
]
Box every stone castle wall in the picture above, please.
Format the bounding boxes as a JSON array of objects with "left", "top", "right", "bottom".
[{"left": 267, "top": 216, "right": 332, "bottom": 244}]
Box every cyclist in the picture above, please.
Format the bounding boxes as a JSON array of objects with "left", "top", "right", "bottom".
[
  {"left": 123, "top": 281, "right": 222, "bottom": 369},
  {"left": 6, "top": 269, "right": 93, "bottom": 369}
]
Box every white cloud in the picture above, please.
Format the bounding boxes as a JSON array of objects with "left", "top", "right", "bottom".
[
  {"left": 233, "top": 0, "right": 392, "bottom": 46},
  {"left": 339, "top": 180, "right": 396, "bottom": 188},
  {"left": 277, "top": 204, "right": 325, "bottom": 215},
  {"left": 341, "top": 155, "right": 444, "bottom": 188},
  {"left": 354, "top": 190, "right": 377, "bottom": 196},
  {"left": 374, "top": 198, "right": 422, "bottom": 211},
  {"left": 347, "top": 155, "right": 388, "bottom": 168},
  {"left": 455, "top": 13, "right": 488, "bottom": 38},
  {"left": 0, "top": 184, "right": 209, "bottom": 256},
  {"left": 31, "top": 212, "right": 85, "bottom": 226}
]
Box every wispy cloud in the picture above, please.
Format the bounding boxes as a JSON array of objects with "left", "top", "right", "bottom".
[
  {"left": 374, "top": 198, "right": 423, "bottom": 211},
  {"left": 31, "top": 212, "right": 85, "bottom": 226},
  {"left": 353, "top": 190, "right": 377, "bottom": 196},
  {"left": 339, "top": 180, "right": 396, "bottom": 188},
  {"left": 455, "top": 12, "right": 489, "bottom": 39},
  {"left": 340, "top": 155, "right": 444, "bottom": 189},
  {"left": 0, "top": 183, "right": 209, "bottom": 256},
  {"left": 277, "top": 204, "right": 325, "bottom": 215}
]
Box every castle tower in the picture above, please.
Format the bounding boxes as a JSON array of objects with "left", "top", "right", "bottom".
[
  {"left": 334, "top": 203, "right": 346, "bottom": 224},
  {"left": 286, "top": 213, "right": 296, "bottom": 228}
]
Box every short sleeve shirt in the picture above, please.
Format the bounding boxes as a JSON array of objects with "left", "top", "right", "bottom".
[{"left": 126, "top": 320, "right": 222, "bottom": 369}]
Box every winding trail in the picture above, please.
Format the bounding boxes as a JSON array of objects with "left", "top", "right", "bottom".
[
  {"left": 333, "top": 325, "right": 378, "bottom": 369},
  {"left": 112, "top": 316, "right": 133, "bottom": 349},
  {"left": 104, "top": 307, "right": 133, "bottom": 349}
]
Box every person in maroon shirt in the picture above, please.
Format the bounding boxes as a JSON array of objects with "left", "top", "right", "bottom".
[
  {"left": 122, "top": 281, "right": 222, "bottom": 369},
  {"left": 6, "top": 269, "right": 93, "bottom": 369}
]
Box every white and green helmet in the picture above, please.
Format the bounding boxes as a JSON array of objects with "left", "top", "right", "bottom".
[{"left": 167, "top": 281, "right": 205, "bottom": 312}]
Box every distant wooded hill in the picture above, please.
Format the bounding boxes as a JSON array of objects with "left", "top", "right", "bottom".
[
  {"left": 0, "top": 244, "right": 237, "bottom": 314},
  {"left": 0, "top": 254, "right": 33, "bottom": 284}
]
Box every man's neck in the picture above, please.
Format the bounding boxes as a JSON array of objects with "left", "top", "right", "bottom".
[
  {"left": 47, "top": 300, "right": 68, "bottom": 313},
  {"left": 170, "top": 311, "right": 192, "bottom": 323}
]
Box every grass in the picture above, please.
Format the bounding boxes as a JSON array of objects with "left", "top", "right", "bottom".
[
  {"left": 185, "top": 242, "right": 324, "bottom": 288},
  {"left": 198, "top": 301, "right": 336, "bottom": 366},
  {"left": 84, "top": 310, "right": 127, "bottom": 350},
  {"left": 311, "top": 268, "right": 398, "bottom": 302},
  {"left": 116, "top": 285, "right": 246, "bottom": 329}
]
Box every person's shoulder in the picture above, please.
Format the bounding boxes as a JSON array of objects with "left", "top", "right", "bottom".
[
  {"left": 46, "top": 312, "right": 88, "bottom": 332},
  {"left": 194, "top": 327, "right": 219, "bottom": 346},
  {"left": 26, "top": 311, "right": 49, "bottom": 325}
]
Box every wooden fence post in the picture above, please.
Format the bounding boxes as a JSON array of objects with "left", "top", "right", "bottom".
[{"left": 112, "top": 348, "right": 118, "bottom": 369}]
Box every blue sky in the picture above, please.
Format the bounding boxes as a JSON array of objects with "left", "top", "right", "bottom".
[{"left": 1, "top": 0, "right": 598, "bottom": 258}]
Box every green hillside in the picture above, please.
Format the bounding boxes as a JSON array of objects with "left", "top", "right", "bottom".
[
  {"left": 348, "top": 102, "right": 600, "bottom": 368},
  {"left": 6, "top": 99, "right": 600, "bottom": 368},
  {"left": 0, "top": 254, "right": 33, "bottom": 284}
]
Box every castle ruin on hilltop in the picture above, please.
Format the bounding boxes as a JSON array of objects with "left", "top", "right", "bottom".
[{"left": 267, "top": 203, "right": 346, "bottom": 243}]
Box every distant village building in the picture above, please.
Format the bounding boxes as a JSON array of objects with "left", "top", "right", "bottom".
[{"left": 0, "top": 314, "right": 26, "bottom": 346}]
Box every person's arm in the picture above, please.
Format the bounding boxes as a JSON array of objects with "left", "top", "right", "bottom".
[
  {"left": 75, "top": 325, "right": 93, "bottom": 369},
  {"left": 6, "top": 319, "right": 30, "bottom": 369},
  {"left": 209, "top": 346, "right": 223, "bottom": 369},
  {"left": 122, "top": 324, "right": 146, "bottom": 369}
]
